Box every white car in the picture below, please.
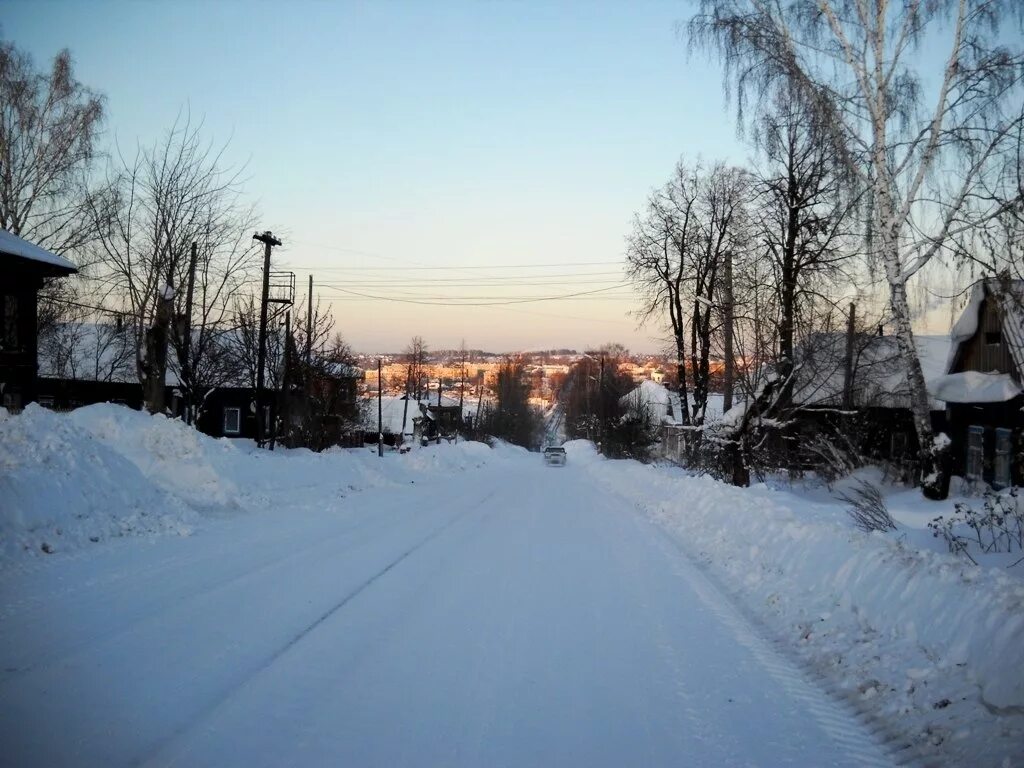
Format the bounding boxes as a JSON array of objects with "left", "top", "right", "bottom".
[{"left": 543, "top": 446, "right": 567, "bottom": 466}]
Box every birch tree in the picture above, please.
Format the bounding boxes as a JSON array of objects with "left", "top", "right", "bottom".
[{"left": 690, "top": 0, "right": 1024, "bottom": 498}]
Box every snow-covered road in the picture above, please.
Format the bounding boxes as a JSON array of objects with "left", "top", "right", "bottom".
[{"left": 1, "top": 452, "right": 891, "bottom": 767}]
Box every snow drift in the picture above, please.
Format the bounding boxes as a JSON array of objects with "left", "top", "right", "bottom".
[{"left": 0, "top": 404, "right": 497, "bottom": 564}]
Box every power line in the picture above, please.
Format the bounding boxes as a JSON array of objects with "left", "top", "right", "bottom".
[
  {"left": 281, "top": 260, "right": 623, "bottom": 272},
  {"left": 39, "top": 295, "right": 128, "bottom": 316},
  {"left": 322, "top": 283, "right": 631, "bottom": 307}
]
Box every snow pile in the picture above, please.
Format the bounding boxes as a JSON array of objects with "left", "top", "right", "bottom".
[
  {"left": 567, "top": 441, "right": 1024, "bottom": 765},
  {"left": 0, "top": 404, "right": 498, "bottom": 565},
  {"left": 931, "top": 370, "right": 1023, "bottom": 403},
  {"left": 0, "top": 406, "right": 200, "bottom": 560}
]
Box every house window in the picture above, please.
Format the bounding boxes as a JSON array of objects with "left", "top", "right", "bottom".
[
  {"left": 966, "top": 426, "right": 985, "bottom": 481},
  {"left": 994, "top": 428, "right": 1012, "bottom": 489},
  {"left": 223, "top": 407, "right": 241, "bottom": 435},
  {"left": 2, "top": 295, "right": 18, "bottom": 348}
]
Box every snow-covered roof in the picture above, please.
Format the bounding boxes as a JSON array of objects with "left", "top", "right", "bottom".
[
  {"left": 947, "top": 279, "right": 1024, "bottom": 383},
  {"left": 931, "top": 371, "right": 1023, "bottom": 404},
  {"left": 320, "top": 360, "right": 364, "bottom": 379},
  {"left": 0, "top": 229, "right": 77, "bottom": 273},
  {"left": 620, "top": 380, "right": 728, "bottom": 425},
  {"left": 361, "top": 395, "right": 426, "bottom": 434},
  {"left": 38, "top": 322, "right": 137, "bottom": 383},
  {"left": 791, "top": 332, "right": 952, "bottom": 410}
]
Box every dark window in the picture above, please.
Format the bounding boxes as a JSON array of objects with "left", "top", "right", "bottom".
[
  {"left": 966, "top": 426, "right": 985, "bottom": 481},
  {"left": 890, "top": 431, "right": 908, "bottom": 459},
  {"left": 223, "top": 407, "right": 241, "bottom": 435},
  {"left": 2, "top": 295, "right": 18, "bottom": 348},
  {"left": 994, "top": 428, "right": 1012, "bottom": 489},
  {"left": 985, "top": 330, "right": 1002, "bottom": 346}
]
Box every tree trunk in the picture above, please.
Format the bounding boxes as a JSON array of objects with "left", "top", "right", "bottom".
[
  {"left": 887, "top": 276, "right": 949, "bottom": 499},
  {"left": 144, "top": 285, "right": 173, "bottom": 414}
]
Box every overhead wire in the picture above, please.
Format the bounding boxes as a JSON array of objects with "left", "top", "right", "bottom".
[{"left": 323, "top": 283, "right": 631, "bottom": 307}]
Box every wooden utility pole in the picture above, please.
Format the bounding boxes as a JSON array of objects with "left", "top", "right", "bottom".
[
  {"left": 599, "top": 354, "right": 605, "bottom": 453},
  {"left": 377, "top": 358, "right": 384, "bottom": 457},
  {"left": 722, "top": 249, "right": 735, "bottom": 413},
  {"left": 271, "top": 311, "right": 291, "bottom": 452},
  {"left": 843, "top": 303, "right": 857, "bottom": 409},
  {"left": 401, "top": 364, "right": 411, "bottom": 438},
  {"left": 305, "top": 274, "right": 313, "bottom": 367},
  {"left": 475, "top": 370, "right": 484, "bottom": 429},
  {"left": 457, "top": 342, "right": 466, "bottom": 443},
  {"left": 181, "top": 241, "right": 198, "bottom": 424},
  {"left": 253, "top": 231, "right": 281, "bottom": 447}
]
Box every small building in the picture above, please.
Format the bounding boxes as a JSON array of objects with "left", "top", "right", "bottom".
[
  {"left": 1, "top": 230, "right": 77, "bottom": 409},
  {"left": 932, "top": 279, "right": 1024, "bottom": 488},
  {"left": 424, "top": 394, "right": 465, "bottom": 436}
]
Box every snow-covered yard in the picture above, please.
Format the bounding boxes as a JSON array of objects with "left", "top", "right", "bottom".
[{"left": 1, "top": 405, "right": 1022, "bottom": 766}]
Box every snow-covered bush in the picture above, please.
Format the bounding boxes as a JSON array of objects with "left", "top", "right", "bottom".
[
  {"left": 835, "top": 479, "right": 896, "bottom": 533},
  {"left": 928, "top": 487, "right": 1024, "bottom": 566}
]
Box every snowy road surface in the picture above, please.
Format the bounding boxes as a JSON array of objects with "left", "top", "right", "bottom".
[{"left": 1, "top": 452, "right": 891, "bottom": 767}]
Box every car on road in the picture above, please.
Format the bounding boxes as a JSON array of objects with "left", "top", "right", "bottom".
[{"left": 543, "top": 446, "right": 567, "bottom": 466}]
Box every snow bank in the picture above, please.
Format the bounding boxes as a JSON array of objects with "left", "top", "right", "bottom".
[
  {"left": 568, "top": 444, "right": 1024, "bottom": 764},
  {"left": 0, "top": 404, "right": 498, "bottom": 565}
]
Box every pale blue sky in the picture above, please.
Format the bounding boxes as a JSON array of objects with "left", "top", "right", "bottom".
[{"left": 5, "top": 0, "right": 746, "bottom": 352}]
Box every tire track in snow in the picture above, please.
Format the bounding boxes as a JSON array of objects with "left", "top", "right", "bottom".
[
  {"left": 133, "top": 487, "right": 497, "bottom": 768},
  {"left": 634, "top": 509, "right": 897, "bottom": 768},
  {"left": 0, "top": 488, "right": 431, "bottom": 685}
]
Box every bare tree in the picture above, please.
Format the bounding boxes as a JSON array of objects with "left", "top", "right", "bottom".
[
  {"left": 87, "top": 113, "right": 256, "bottom": 412},
  {"left": 690, "top": 0, "right": 1024, "bottom": 498},
  {"left": 404, "top": 335, "right": 429, "bottom": 402},
  {"left": 750, "top": 88, "right": 857, "bottom": 414},
  {"left": 627, "top": 161, "right": 750, "bottom": 426}
]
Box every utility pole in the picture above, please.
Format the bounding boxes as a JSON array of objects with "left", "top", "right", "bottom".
[
  {"left": 272, "top": 311, "right": 291, "bottom": 452},
  {"left": 401, "top": 364, "right": 411, "bottom": 439},
  {"left": 305, "top": 274, "right": 313, "bottom": 367},
  {"left": 457, "top": 341, "right": 466, "bottom": 444},
  {"left": 181, "top": 241, "right": 198, "bottom": 424},
  {"left": 437, "top": 375, "right": 442, "bottom": 444},
  {"left": 377, "top": 358, "right": 384, "bottom": 457},
  {"left": 599, "top": 354, "right": 605, "bottom": 453},
  {"left": 843, "top": 302, "right": 857, "bottom": 409},
  {"left": 253, "top": 231, "right": 281, "bottom": 447},
  {"left": 475, "top": 370, "right": 484, "bottom": 429},
  {"left": 722, "top": 248, "right": 735, "bottom": 413}
]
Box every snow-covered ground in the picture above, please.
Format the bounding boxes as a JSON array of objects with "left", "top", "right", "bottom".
[
  {"left": 571, "top": 445, "right": 1024, "bottom": 766},
  {"left": 1, "top": 405, "right": 1022, "bottom": 766}
]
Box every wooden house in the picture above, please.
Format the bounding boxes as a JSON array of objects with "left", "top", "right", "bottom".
[
  {"left": 784, "top": 331, "right": 950, "bottom": 472},
  {"left": 932, "top": 279, "right": 1024, "bottom": 488},
  {"left": 0, "top": 230, "right": 77, "bottom": 410}
]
